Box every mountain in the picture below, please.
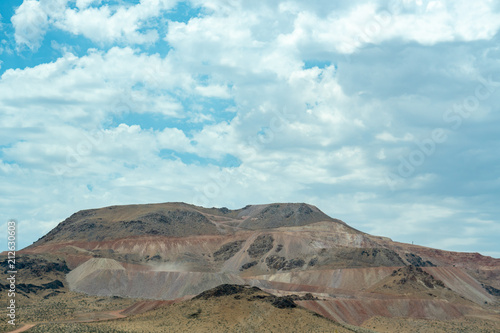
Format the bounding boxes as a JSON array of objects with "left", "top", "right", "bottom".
[
  {"left": 4, "top": 202, "right": 500, "bottom": 332},
  {"left": 30, "top": 202, "right": 342, "bottom": 244}
]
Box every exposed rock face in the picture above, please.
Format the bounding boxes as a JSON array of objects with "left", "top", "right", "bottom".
[
  {"left": 0, "top": 280, "right": 64, "bottom": 295},
  {"left": 17, "top": 280, "right": 64, "bottom": 294},
  {"left": 405, "top": 253, "right": 436, "bottom": 267},
  {"left": 1, "top": 256, "right": 70, "bottom": 276},
  {"left": 482, "top": 284, "right": 500, "bottom": 296},
  {"left": 390, "top": 265, "right": 446, "bottom": 289},
  {"left": 193, "top": 284, "right": 256, "bottom": 299},
  {"left": 314, "top": 247, "right": 406, "bottom": 268},
  {"left": 213, "top": 241, "right": 245, "bottom": 261},
  {"left": 266, "top": 255, "right": 305, "bottom": 271},
  {"left": 247, "top": 235, "right": 274, "bottom": 258},
  {"left": 269, "top": 295, "right": 297, "bottom": 309},
  {"left": 194, "top": 284, "right": 298, "bottom": 309},
  {"left": 240, "top": 261, "right": 257, "bottom": 271}
]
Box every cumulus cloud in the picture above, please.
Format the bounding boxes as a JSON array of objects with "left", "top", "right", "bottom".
[
  {"left": 57, "top": 4, "right": 160, "bottom": 45},
  {"left": 10, "top": 0, "right": 179, "bottom": 48},
  {"left": 11, "top": 0, "right": 49, "bottom": 51},
  {"left": 1, "top": 0, "right": 500, "bottom": 257}
]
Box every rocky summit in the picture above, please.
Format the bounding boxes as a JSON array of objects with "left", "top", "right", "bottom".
[{"left": 4, "top": 202, "right": 500, "bottom": 332}]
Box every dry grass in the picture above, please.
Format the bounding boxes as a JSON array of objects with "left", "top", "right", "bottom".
[
  {"left": 0, "top": 290, "right": 137, "bottom": 333},
  {"left": 1, "top": 288, "right": 359, "bottom": 333},
  {"left": 362, "top": 316, "right": 500, "bottom": 333}
]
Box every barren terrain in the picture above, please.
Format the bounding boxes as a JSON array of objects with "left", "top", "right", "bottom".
[{"left": 1, "top": 202, "right": 499, "bottom": 332}]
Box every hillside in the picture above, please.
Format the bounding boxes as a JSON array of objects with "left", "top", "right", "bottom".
[
  {"left": 94, "top": 284, "right": 360, "bottom": 333},
  {"left": 7, "top": 202, "right": 500, "bottom": 331},
  {"left": 10, "top": 285, "right": 372, "bottom": 333}
]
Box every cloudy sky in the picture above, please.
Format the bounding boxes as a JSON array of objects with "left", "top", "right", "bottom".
[{"left": 1, "top": 0, "right": 499, "bottom": 256}]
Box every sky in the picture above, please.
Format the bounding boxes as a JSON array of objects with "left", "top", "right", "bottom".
[{"left": 0, "top": 0, "right": 499, "bottom": 257}]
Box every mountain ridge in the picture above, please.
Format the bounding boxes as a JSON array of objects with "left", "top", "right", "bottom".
[
  {"left": 11, "top": 201, "right": 500, "bottom": 331},
  {"left": 30, "top": 202, "right": 349, "bottom": 246}
]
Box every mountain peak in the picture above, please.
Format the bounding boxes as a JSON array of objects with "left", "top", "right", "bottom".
[{"left": 30, "top": 202, "right": 346, "bottom": 246}]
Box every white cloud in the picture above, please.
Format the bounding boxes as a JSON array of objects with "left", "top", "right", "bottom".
[
  {"left": 195, "top": 85, "right": 231, "bottom": 98},
  {"left": 0, "top": 47, "right": 192, "bottom": 129},
  {"left": 58, "top": 5, "right": 160, "bottom": 45},
  {"left": 11, "top": 0, "right": 49, "bottom": 51},
  {"left": 1, "top": 0, "right": 500, "bottom": 258},
  {"left": 276, "top": 0, "right": 500, "bottom": 56},
  {"left": 10, "top": 0, "right": 179, "bottom": 48},
  {"left": 376, "top": 132, "right": 414, "bottom": 142},
  {"left": 11, "top": 0, "right": 500, "bottom": 52}
]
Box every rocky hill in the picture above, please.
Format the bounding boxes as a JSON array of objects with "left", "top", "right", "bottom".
[
  {"left": 30, "top": 202, "right": 343, "bottom": 245},
  {"left": 8, "top": 202, "right": 500, "bottom": 332}
]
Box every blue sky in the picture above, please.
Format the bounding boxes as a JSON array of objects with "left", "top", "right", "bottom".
[{"left": 1, "top": 0, "right": 500, "bottom": 257}]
